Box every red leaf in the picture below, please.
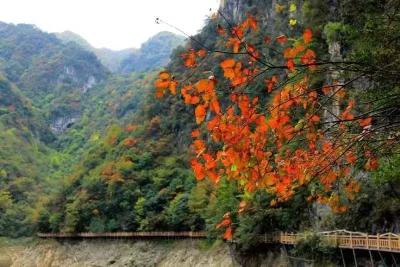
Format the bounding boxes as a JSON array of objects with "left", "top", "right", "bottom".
[
  {"left": 287, "top": 59, "right": 295, "bottom": 71},
  {"left": 223, "top": 227, "right": 232, "bottom": 240},
  {"left": 276, "top": 35, "right": 287, "bottom": 44}
]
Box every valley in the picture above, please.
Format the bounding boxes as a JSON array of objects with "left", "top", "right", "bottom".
[{"left": 0, "top": 0, "right": 399, "bottom": 266}]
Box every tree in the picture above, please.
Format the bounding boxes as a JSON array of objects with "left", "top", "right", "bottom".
[{"left": 155, "top": 12, "right": 396, "bottom": 238}]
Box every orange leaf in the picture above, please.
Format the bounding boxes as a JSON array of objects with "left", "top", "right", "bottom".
[
  {"left": 364, "top": 158, "right": 378, "bottom": 171},
  {"left": 193, "top": 139, "right": 206, "bottom": 154},
  {"left": 191, "top": 159, "right": 205, "bottom": 180},
  {"left": 346, "top": 152, "right": 357, "bottom": 164},
  {"left": 169, "top": 80, "right": 177, "bottom": 95},
  {"left": 197, "top": 48, "right": 207, "bottom": 57},
  {"left": 203, "top": 153, "right": 217, "bottom": 169},
  {"left": 155, "top": 88, "right": 165, "bottom": 98},
  {"left": 190, "top": 96, "right": 200, "bottom": 105},
  {"left": 310, "top": 115, "right": 320, "bottom": 122},
  {"left": 216, "top": 213, "right": 231, "bottom": 228},
  {"left": 159, "top": 71, "right": 170, "bottom": 80},
  {"left": 195, "top": 105, "right": 207, "bottom": 124},
  {"left": 154, "top": 79, "right": 170, "bottom": 89},
  {"left": 301, "top": 49, "right": 316, "bottom": 65},
  {"left": 191, "top": 129, "right": 200, "bottom": 138},
  {"left": 303, "top": 28, "right": 313, "bottom": 44},
  {"left": 220, "top": 58, "right": 235, "bottom": 69},
  {"left": 283, "top": 48, "right": 294, "bottom": 59},
  {"left": 182, "top": 50, "right": 196, "bottom": 67},
  {"left": 196, "top": 79, "right": 214, "bottom": 93},
  {"left": 227, "top": 38, "right": 241, "bottom": 53},
  {"left": 223, "top": 227, "right": 232, "bottom": 240},
  {"left": 246, "top": 16, "right": 258, "bottom": 31},
  {"left": 210, "top": 99, "right": 221, "bottom": 114},
  {"left": 322, "top": 85, "right": 331, "bottom": 95},
  {"left": 207, "top": 171, "right": 220, "bottom": 183},
  {"left": 359, "top": 117, "right": 372, "bottom": 127},
  {"left": 341, "top": 111, "right": 354, "bottom": 120}
]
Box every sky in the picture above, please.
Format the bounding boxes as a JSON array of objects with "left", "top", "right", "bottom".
[{"left": 0, "top": 0, "right": 220, "bottom": 50}]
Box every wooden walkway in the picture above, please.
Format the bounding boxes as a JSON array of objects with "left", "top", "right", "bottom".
[
  {"left": 37, "top": 231, "right": 207, "bottom": 239},
  {"left": 38, "top": 230, "right": 400, "bottom": 253},
  {"left": 262, "top": 230, "right": 400, "bottom": 253}
]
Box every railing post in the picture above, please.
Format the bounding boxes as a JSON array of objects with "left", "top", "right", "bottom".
[
  {"left": 366, "top": 234, "right": 369, "bottom": 249},
  {"left": 389, "top": 234, "right": 392, "bottom": 251},
  {"left": 398, "top": 234, "right": 400, "bottom": 251},
  {"left": 335, "top": 232, "right": 338, "bottom": 247},
  {"left": 350, "top": 232, "right": 353, "bottom": 248},
  {"left": 377, "top": 234, "right": 380, "bottom": 250}
]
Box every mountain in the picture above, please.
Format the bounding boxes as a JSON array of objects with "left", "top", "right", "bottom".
[
  {"left": 56, "top": 31, "right": 185, "bottom": 73},
  {"left": 119, "top": 31, "right": 185, "bottom": 73},
  {"left": 0, "top": 0, "right": 398, "bottom": 253},
  {"left": 54, "top": 31, "right": 93, "bottom": 50},
  {"left": 0, "top": 22, "right": 109, "bottom": 133},
  {"left": 0, "top": 20, "right": 194, "bottom": 235},
  {"left": 0, "top": 23, "right": 109, "bottom": 98},
  {"left": 56, "top": 31, "right": 137, "bottom": 73},
  {"left": 0, "top": 75, "right": 65, "bottom": 236},
  {"left": 43, "top": 0, "right": 400, "bottom": 239}
]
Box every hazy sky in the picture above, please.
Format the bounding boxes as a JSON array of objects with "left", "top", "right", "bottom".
[{"left": 0, "top": 0, "right": 220, "bottom": 50}]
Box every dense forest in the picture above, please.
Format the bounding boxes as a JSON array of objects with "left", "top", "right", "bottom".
[{"left": 0, "top": 0, "right": 399, "bottom": 258}]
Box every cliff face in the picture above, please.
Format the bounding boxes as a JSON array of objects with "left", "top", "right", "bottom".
[
  {"left": 218, "top": 0, "right": 302, "bottom": 40},
  {"left": 219, "top": 0, "right": 275, "bottom": 22}
]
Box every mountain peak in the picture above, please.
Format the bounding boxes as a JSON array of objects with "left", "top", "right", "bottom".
[
  {"left": 55, "top": 31, "right": 93, "bottom": 50},
  {"left": 56, "top": 30, "right": 185, "bottom": 73}
]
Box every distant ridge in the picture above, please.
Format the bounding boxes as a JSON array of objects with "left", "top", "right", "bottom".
[{"left": 56, "top": 30, "right": 185, "bottom": 73}]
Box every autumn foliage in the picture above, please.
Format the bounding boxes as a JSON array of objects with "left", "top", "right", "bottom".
[{"left": 155, "top": 15, "right": 378, "bottom": 239}]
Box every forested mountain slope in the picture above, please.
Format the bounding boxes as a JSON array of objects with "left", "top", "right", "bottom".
[
  {"left": 0, "top": 22, "right": 109, "bottom": 133},
  {"left": 0, "top": 21, "right": 187, "bottom": 236},
  {"left": 0, "top": 76, "right": 64, "bottom": 236}
]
